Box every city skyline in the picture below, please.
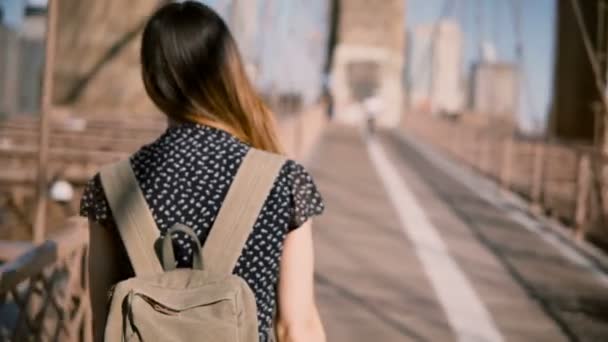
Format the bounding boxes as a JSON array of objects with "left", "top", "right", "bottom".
[
  {"left": 408, "top": 19, "right": 465, "bottom": 116},
  {"left": 407, "top": 0, "right": 556, "bottom": 132},
  {"left": 1, "top": 0, "right": 558, "bottom": 132}
]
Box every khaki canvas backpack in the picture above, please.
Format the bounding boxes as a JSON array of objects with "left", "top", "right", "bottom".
[{"left": 99, "top": 148, "right": 285, "bottom": 342}]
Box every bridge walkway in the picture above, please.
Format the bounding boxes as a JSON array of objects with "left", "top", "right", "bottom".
[{"left": 310, "top": 124, "right": 608, "bottom": 342}]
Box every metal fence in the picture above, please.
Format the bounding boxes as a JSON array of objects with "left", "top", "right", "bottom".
[{"left": 0, "top": 218, "right": 91, "bottom": 342}]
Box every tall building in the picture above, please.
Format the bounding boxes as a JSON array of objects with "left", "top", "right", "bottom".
[
  {"left": 471, "top": 62, "right": 519, "bottom": 122},
  {"left": 407, "top": 24, "right": 432, "bottom": 113},
  {"left": 0, "top": 2, "right": 45, "bottom": 116},
  {"left": 407, "top": 20, "right": 463, "bottom": 116},
  {"left": 431, "top": 20, "right": 463, "bottom": 115},
  {"left": 330, "top": 0, "right": 405, "bottom": 127}
]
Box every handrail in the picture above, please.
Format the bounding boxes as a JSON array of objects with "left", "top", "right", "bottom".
[
  {"left": 0, "top": 217, "right": 87, "bottom": 291},
  {"left": 404, "top": 113, "right": 607, "bottom": 243},
  {"left": 0, "top": 217, "right": 91, "bottom": 342}
]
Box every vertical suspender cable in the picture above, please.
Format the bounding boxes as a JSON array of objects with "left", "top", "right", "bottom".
[
  {"left": 415, "top": 0, "right": 454, "bottom": 111},
  {"left": 569, "top": 0, "right": 608, "bottom": 230},
  {"left": 33, "top": 0, "right": 58, "bottom": 244},
  {"left": 476, "top": 0, "right": 483, "bottom": 60},
  {"left": 507, "top": 0, "right": 538, "bottom": 121}
]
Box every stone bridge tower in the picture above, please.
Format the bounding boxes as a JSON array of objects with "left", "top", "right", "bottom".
[
  {"left": 330, "top": 0, "right": 405, "bottom": 128},
  {"left": 549, "top": 0, "right": 608, "bottom": 151},
  {"left": 53, "top": 0, "right": 161, "bottom": 118}
]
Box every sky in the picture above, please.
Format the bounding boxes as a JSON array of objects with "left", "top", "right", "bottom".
[
  {"left": 202, "top": 0, "right": 330, "bottom": 104},
  {"left": 0, "top": 0, "right": 45, "bottom": 28},
  {"left": 407, "top": 0, "right": 556, "bottom": 131},
  {"left": 0, "top": 0, "right": 26, "bottom": 28}
]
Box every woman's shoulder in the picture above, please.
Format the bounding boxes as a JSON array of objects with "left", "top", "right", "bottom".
[
  {"left": 280, "top": 159, "right": 312, "bottom": 182},
  {"left": 79, "top": 153, "right": 138, "bottom": 228},
  {"left": 277, "top": 159, "right": 325, "bottom": 231},
  {"left": 80, "top": 171, "right": 114, "bottom": 227}
]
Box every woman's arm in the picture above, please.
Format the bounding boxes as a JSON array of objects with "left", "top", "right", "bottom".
[
  {"left": 88, "top": 219, "right": 131, "bottom": 342},
  {"left": 276, "top": 220, "right": 326, "bottom": 342}
]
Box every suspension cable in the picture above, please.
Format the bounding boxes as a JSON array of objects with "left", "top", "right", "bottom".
[
  {"left": 507, "top": 0, "right": 539, "bottom": 119},
  {"left": 569, "top": 0, "right": 608, "bottom": 113},
  {"left": 409, "top": 0, "right": 455, "bottom": 107}
]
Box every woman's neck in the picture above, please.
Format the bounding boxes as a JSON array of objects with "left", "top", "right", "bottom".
[{"left": 168, "top": 117, "right": 180, "bottom": 128}]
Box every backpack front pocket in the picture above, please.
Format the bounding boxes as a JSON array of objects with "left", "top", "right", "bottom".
[{"left": 122, "top": 290, "right": 239, "bottom": 341}]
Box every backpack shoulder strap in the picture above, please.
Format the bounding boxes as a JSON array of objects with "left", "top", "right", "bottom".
[
  {"left": 99, "top": 159, "right": 164, "bottom": 276},
  {"left": 203, "top": 148, "right": 286, "bottom": 276}
]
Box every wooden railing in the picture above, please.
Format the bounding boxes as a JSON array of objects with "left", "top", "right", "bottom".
[
  {"left": 0, "top": 117, "right": 164, "bottom": 154},
  {"left": 0, "top": 104, "right": 328, "bottom": 191},
  {"left": 404, "top": 113, "right": 608, "bottom": 245},
  {"left": 0, "top": 118, "right": 161, "bottom": 240},
  {"left": 0, "top": 218, "right": 90, "bottom": 342}
]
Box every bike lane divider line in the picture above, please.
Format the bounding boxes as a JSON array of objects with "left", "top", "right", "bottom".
[{"left": 367, "top": 138, "right": 504, "bottom": 342}]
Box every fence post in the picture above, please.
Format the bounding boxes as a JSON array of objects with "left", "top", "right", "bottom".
[
  {"left": 530, "top": 143, "right": 545, "bottom": 213},
  {"left": 574, "top": 154, "right": 592, "bottom": 241},
  {"left": 479, "top": 133, "right": 490, "bottom": 175},
  {"left": 455, "top": 128, "right": 463, "bottom": 161},
  {"left": 463, "top": 128, "right": 471, "bottom": 166},
  {"left": 501, "top": 138, "right": 514, "bottom": 192},
  {"left": 475, "top": 132, "right": 483, "bottom": 172}
]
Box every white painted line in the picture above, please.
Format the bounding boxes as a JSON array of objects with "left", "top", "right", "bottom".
[
  {"left": 400, "top": 133, "right": 608, "bottom": 287},
  {"left": 367, "top": 138, "right": 504, "bottom": 342}
]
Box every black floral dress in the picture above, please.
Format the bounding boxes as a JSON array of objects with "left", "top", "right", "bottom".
[{"left": 80, "top": 122, "right": 324, "bottom": 342}]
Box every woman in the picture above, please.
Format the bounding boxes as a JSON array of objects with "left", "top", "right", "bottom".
[{"left": 80, "top": 2, "right": 326, "bottom": 341}]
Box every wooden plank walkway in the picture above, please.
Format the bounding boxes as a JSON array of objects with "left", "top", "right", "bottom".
[{"left": 309, "top": 124, "right": 608, "bottom": 342}]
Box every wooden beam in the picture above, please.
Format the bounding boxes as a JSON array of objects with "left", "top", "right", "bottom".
[
  {"left": 0, "top": 241, "right": 57, "bottom": 292},
  {"left": 0, "top": 240, "right": 34, "bottom": 263},
  {"left": 575, "top": 154, "right": 592, "bottom": 240},
  {"left": 501, "top": 138, "right": 514, "bottom": 191},
  {"left": 0, "top": 217, "right": 88, "bottom": 290}
]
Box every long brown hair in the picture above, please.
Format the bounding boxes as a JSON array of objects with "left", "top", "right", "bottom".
[{"left": 141, "top": 1, "right": 283, "bottom": 154}]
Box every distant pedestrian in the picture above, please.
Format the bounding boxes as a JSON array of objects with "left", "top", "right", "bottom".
[
  {"left": 364, "top": 94, "right": 383, "bottom": 137},
  {"left": 322, "top": 73, "right": 334, "bottom": 119},
  {"left": 80, "top": 2, "right": 326, "bottom": 342}
]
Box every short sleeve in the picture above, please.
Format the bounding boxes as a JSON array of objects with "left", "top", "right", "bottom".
[
  {"left": 286, "top": 160, "right": 325, "bottom": 231},
  {"left": 80, "top": 173, "right": 115, "bottom": 228}
]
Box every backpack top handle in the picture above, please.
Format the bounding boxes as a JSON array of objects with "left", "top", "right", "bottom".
[{"left": 162, "top": 223, "right": 204, "bottom": 271}]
